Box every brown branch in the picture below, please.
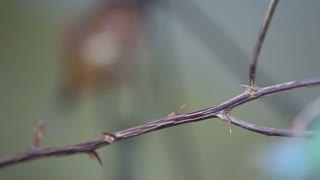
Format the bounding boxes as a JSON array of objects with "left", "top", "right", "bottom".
[
  {"left": 220, "top": 115, "right": 314, "bottom": 137},
  {"left": 1, "top": 77, "right": 320, "bottom": 169},
  {"left": 249, "top": 0, "right": 279, "bottom": 87}
]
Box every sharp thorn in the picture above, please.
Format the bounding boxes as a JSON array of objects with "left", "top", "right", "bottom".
[{"left": 88, "top": 151, "right": 103, "bottom": 166}]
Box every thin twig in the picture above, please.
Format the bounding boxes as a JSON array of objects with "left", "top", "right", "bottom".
[
  {"left": 249, "top": 0, "right": 279, "bottom": 87},
  {"left": 221, "top": 116, "right": 313, "bottom": 137},
  {"left": 1, "top": 77, "right": 320, "bottom": 169}
]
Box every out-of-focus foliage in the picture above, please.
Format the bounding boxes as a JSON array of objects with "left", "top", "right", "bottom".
[{"left": 260, "top": 98, "right": 320, "bottom": 180}]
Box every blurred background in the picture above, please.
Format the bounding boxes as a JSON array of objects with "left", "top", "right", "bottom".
[{"left": 1, "top": 0, "right": 320, "bottom": 179}]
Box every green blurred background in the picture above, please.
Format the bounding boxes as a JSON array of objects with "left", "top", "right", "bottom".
[{"left": 1, "top": 0, "right": 320, "bottom": 179}]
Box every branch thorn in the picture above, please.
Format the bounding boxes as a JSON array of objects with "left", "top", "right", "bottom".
[
  {"left": 168, "top": 104, "right": 186, "bottom": 117},
  {"left": 217, "top": 111, "right": 233, "bottom": 133},
  {"left": 248, "top": 0, "right": 279, "bottom": 88},
  {"left": 226, "top": 112, "right": 232, "bottom": 133},
  {"left": 87, "top": 150, "right": 103, "bottom": 166},
  {"left": 32, "top": 121, "right": 45, "bottom": 148}
]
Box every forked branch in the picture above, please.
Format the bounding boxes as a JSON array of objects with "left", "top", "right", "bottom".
[{"left": 0, "top": 77, "right": 320, "bottom": 169}]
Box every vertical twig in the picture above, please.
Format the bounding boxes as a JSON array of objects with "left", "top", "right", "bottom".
[{"left": 249, "top": 0, "right": 279, "bottom": 87}]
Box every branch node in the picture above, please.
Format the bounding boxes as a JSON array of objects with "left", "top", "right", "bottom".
[
  {"left": 103, "top": 132, "right": 116, "bottom": 143},
  {"left": 242, "top": 85, "right": 260, "bottom": 97}
]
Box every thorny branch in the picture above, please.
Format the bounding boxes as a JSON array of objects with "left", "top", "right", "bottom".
[
  {"left": 249, "top": 0, "right": 279, "bottom": 87},
  {"left": 1, "top": 77, "right": 320, "bottom": 169},
  {"left": 1, "top": 0, "right": 319, "bottom": 170}
]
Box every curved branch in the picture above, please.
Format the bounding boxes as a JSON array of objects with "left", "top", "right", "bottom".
[
  {"left": 222, "top": 115, "right": 314, "bottom": 137},
  {"left": 1, "top": 77, "right": 320, "bottom": 168}
]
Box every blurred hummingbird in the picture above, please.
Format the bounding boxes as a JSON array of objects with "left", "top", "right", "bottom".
[
  {"left": 45, "top": 1, "right": 203, "bottom": 179},
  {"left": 60, "top": 0, "right": 145, "bottom": 102}
]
